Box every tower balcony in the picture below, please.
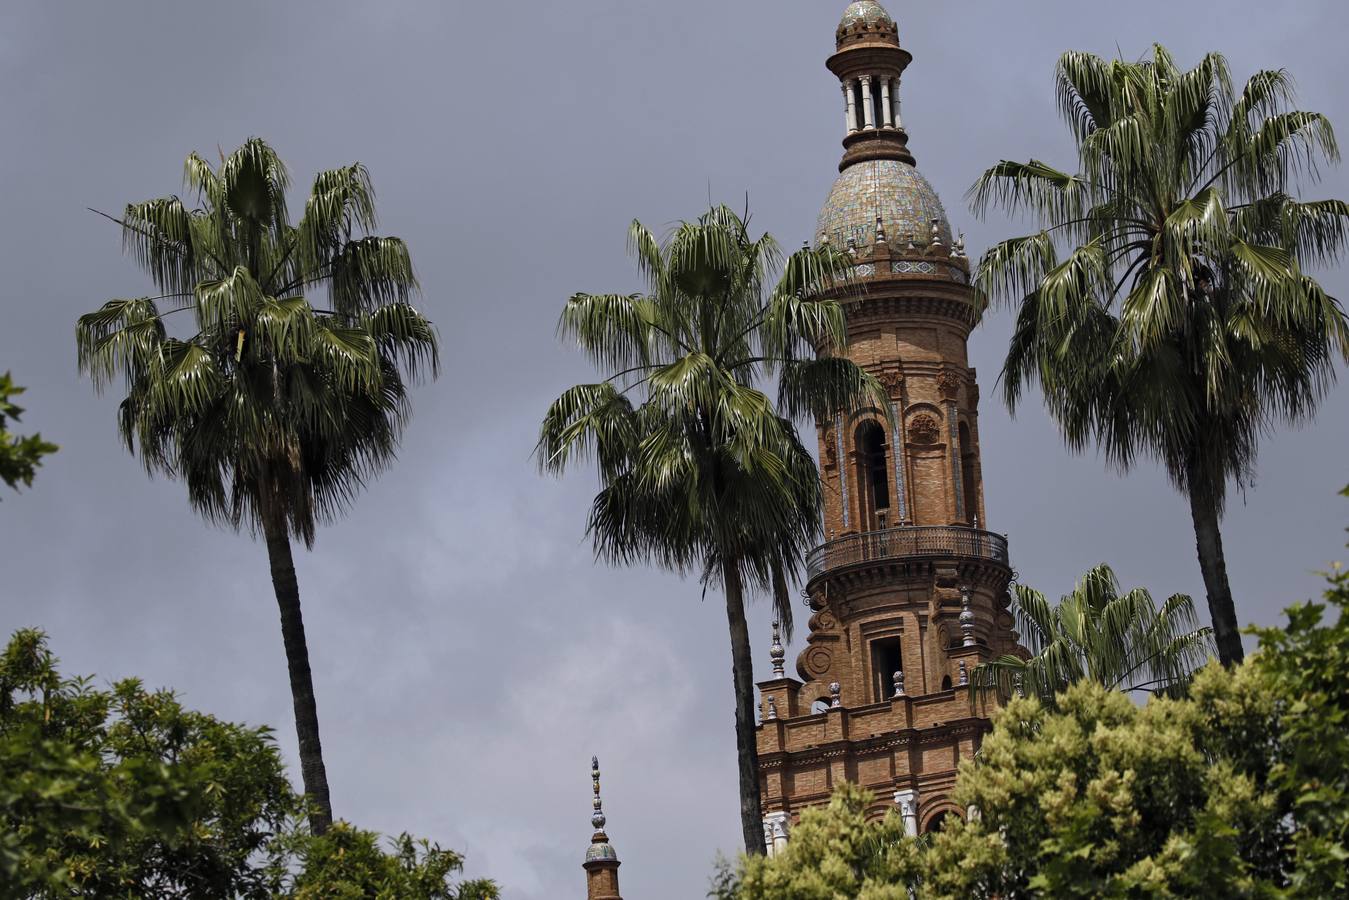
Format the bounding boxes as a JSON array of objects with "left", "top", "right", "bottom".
[{"left": 805, "top": 524, "right": 1009, "bottom": 584}]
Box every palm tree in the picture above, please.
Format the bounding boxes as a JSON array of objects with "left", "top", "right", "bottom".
[
  {"left": 77, "top": 139, "right": 437, "bottom": 834},
  {"left": 970, "top": 46, "right": 1349, "bottom": 666},
  {"left": 974, "top": 564, "right": 1212, "bottom": 704},
  {"left": 538, "top": 205, "right": 885, "bottom": 854}
]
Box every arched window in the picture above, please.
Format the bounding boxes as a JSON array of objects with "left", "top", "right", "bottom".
[
  {"left": 811, "top": 698, "right": 833, "bottom": 715},
  {"left": 958, "top": 421, "right": 978, "bottom": 525},
  {"left": 941, "top": 675, "right": 952, "bottom": 691},
  {"left": 855, "top": 421, "right": 890, "bottom": 531}
]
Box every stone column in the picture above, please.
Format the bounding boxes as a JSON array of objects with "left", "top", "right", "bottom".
[
  {"left": 894, "top": 788, "right": 920, "bottom": 837},
  {"left": 880, "top": 78, "right": 893, "bottom": 128},
  {"left": 844, "top": 81, "right": 858, "bottom": 133},
  {"left": 860, "top": 75, "right": 875, "bottom": 130},
  {"left": 763, "top": 811, "right": 791, "bottom": 857},
  {"left": 891, "top": 79, "right": 903, "bottom": 129}
]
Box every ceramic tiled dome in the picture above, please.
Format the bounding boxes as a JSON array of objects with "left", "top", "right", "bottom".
[
  {"left": 817, "top": 159, "right": 952, "bottom": 251},
  {"left": 837, "top": 1, "right": 898, "bottom": 43}
]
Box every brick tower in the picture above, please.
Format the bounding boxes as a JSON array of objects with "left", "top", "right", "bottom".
[{"left": 754, "top": 0, "right": 1020, "bottom": 846}]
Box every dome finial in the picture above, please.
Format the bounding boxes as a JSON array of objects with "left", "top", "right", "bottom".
[
  {"left": 770, "top": 619, "right": 786, "bottom": 677},
  {"left": 590, "top": 756, "right": 606, "bottom": 832}
]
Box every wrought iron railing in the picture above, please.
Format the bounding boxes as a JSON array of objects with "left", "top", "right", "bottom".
[{"left": 806, "top": 525, "right": 1009, "bottom": 580}]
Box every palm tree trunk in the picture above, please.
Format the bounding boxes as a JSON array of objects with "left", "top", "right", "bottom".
[
  {"left": 1184, "top": 460, "right": 1245, "bottom": 667},
  {"left": 261, "top": 509, "right": 334, "bottom": 834},
  {"left": 722, "top": 557, "right": 767, "bottom": 855}
]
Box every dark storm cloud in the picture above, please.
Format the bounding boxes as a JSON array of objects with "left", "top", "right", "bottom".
[{"left": 1, "top": 2, "right": 1346, "bottom": 896}]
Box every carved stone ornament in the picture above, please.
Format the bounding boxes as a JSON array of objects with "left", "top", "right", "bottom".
[
  {"left": 821, "top": 427, "right": 838, "bottom": 467},
  {"left": 907, "top": 413, "right": 940, "bottom": 445},
  {"left": 937, "top": 370, "right": 962, "bottom": 399},
  {"left": 879, "top": 370, "right": 905, "bottom": 396},
  {"left": 802, "top": 645, "right": 833, "bottom": 676}
]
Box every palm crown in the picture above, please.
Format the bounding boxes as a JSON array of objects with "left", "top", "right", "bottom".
[
  {"left": 974, "top": 564, "right": 1213, "bottom": 704},
  {"left": 77, "top": 138, "right": 437, "bottom": 545},
  {"left": 970, "top": 47, "right": 1349, "bottom": 664},
  {"left": 539, "top": 205, "right": 885, "bottom": 633}
]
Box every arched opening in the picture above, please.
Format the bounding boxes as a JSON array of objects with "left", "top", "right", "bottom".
[
  {"left": 870, "top": 637, "right": 902, "bottom": 702},
  {"left": 925, "top": 811, "right": 955, "bottom": 834},
  {"left": 869, "top": 79, "right": 883, "bottom": 127},
  {"left": 855, "top": 420, "right": 890, "bottom": 531},
  {"left": 811, "top": 698, "right": 832, "bottom": 715},
  {"left": 852, "top": 81, "right": 867, "bottom": 129},
  {"left": 941, "top": 675, "right": 952, "bottom": 691},
  {"left": 959, "top": 421, "right": 978, "bottom": 526}
]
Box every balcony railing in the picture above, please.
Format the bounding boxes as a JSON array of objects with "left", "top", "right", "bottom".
[{"left": 806, "top": 525, "right": 1009, "bottom": 581}]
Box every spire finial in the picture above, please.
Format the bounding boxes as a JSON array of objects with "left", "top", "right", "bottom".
[
  {"left": 875, "top": 214, "right": 887, "bottom": 245},
  {"left": 960, "top": 586, "right": 976, "bottom": 647},
  {"left": 590, "top": 756, "right": 606, "bottom": 832},
  {"left": 765, "top": 696, "right": 779, "bottom": 719},
  {"left": 892, "top": 669, "right": 905, "bottom": 698},
  {"left": 958, "top": 660, "right": 969, "bottom": 686},
  {"left": 828, "top": 681, "right": 842, "bottom": 708},
  {"left": 770, "top": 619, "right": 786, "bottom": 677}
]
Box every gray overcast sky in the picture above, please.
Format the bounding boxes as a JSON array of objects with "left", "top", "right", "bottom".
[{"left": 2, "top": 1, "right": 1347, "bottom": 897}]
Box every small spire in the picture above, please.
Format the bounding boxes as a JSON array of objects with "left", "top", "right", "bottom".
[
  {"left": 765, "top": 696, "right": 778, "bottom": 720},
  {"left": 847, "top": 236, "right": 858, "bottom": 257},
  {"left": 828, "top": 681, "right": 842, "bottom": 708},
  {"left": 953, "top": 231, "right": 966, "bottom": 258},
  {"left": 892, "top": 669, "right": 905, "bottom": 698},
  {"left": 820, "top": 231, "right": 831, "bottom": 246},
  {"left": 960, "top": 586, "right": 976, "bottom": 647},
  {"left": 958, "top": 660, "right": 969, "bottom": 686},
  {"left": 770, "top": 620, "right": 786, "bottom": 678},
  {"left": 905, "top": 233, "right": 917, "bottom": 252},
  {"left": 591, "top": 756, "right": 606, "bottom": 832},
  {"left": 928, "top": 219, "right": 944, "bottom": 254},
  {"left": 875, "top": 214, "right": 887, "bottom": 245}
]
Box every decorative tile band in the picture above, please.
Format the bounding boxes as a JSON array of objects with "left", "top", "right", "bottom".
[
  {"left": 891, "top": 400, "right": 907, "bottom": 522},
  {"left": 836, "top": 413, "right": 850, "bottom": 529},
  {"left": 947, "top": 404, "right": 964, "bottom": 520}
]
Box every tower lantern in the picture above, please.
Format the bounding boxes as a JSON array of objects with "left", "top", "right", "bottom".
[{"left": 754, "top": 0, "right": 1024, "bottom": 847}]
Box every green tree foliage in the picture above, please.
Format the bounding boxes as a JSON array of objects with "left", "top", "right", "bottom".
[
  {"left": 715, "top": 536, "right": 1349, "bottom": 896},
  {"left": 539, "top": 205, "right": 886, "bottom": 854},
  {"left": 974, "top": 563, "right": 1213, "bottom": 704},
  {"left": 276, "top": 825, "right": 497, "bottom": 900},
  {"left": 0, "top": 630, "right": 495, "bottom": 900},
  {"left": 971, "top": 46, "right": 1349, "bottom": 666},
  {"left": 926, "top": 674, "right": 1285, "bottom": 898},
  {"left": 712, "top": 784, "right": 922, "bottom": 900},
  {"left": 1245, "top": 505, "right": 1349, "bottom": 896},
  {"left": 75, "top": 139, "right": 439, "bottom": 832},
  {"left": 0, "top": 374, "right": 57, "bottom": 498}
]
